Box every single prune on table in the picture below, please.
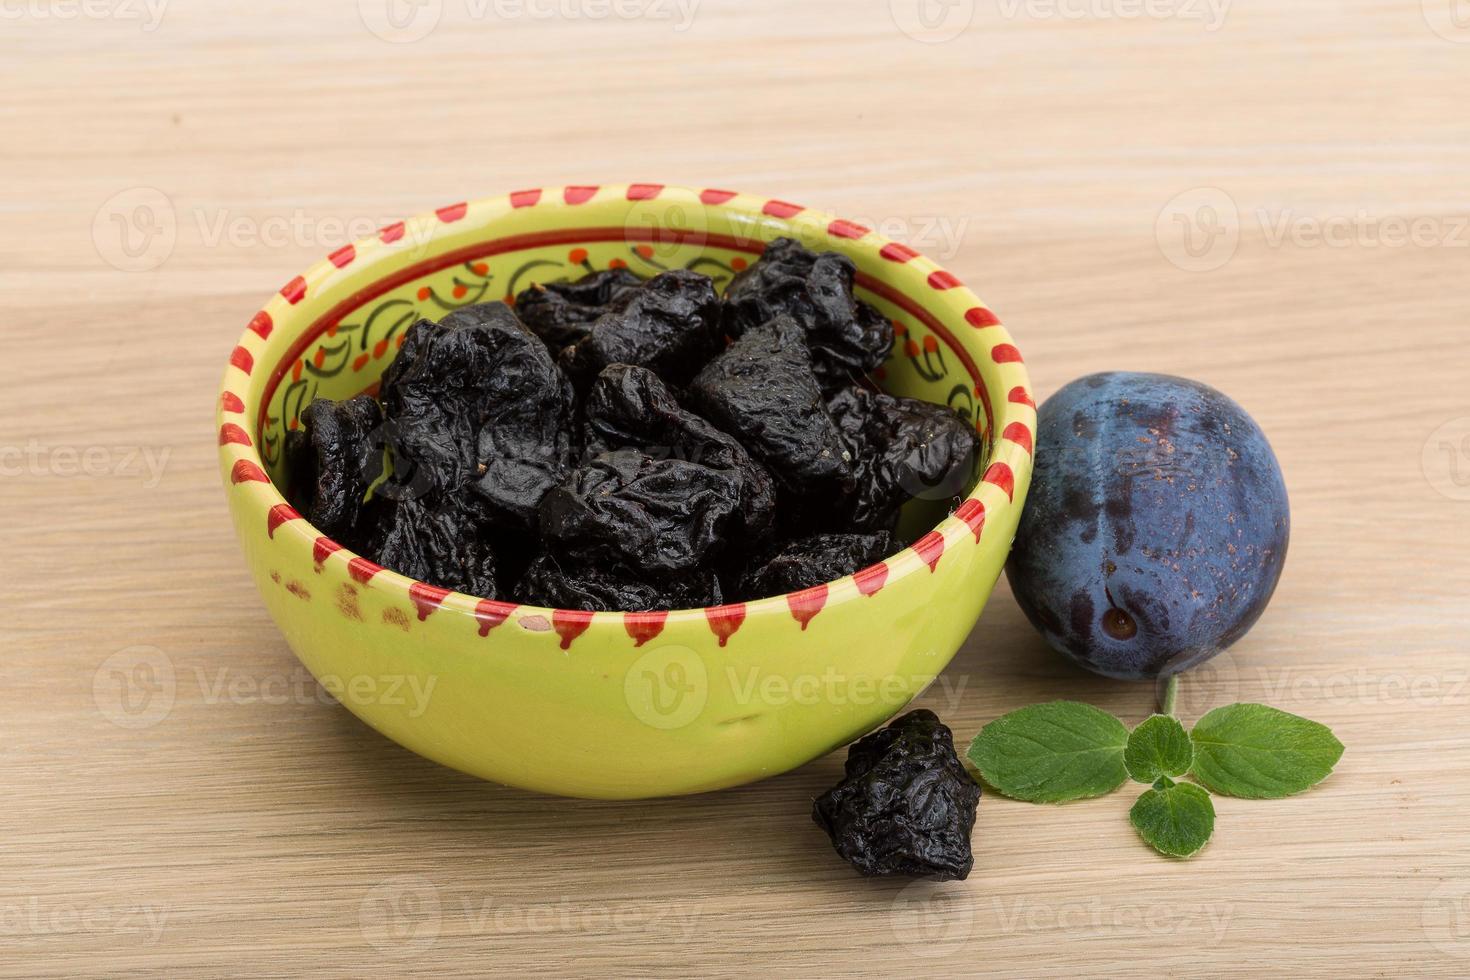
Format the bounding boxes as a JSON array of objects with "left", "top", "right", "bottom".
[
  {"left": 561, "top": 269, "right": 723, "bottom": 387},
  {"left": 282, "top": 394, "right": 384, "bottom": 543},
  {"left": 539, "top": 448, "right": 741, "bottom": 576},
  {"left": 513, "top": 268, "right": 643, "bottom": 350},
  {"left": 584, "top": 364, "right": 777, "bottom": 541},
  {"left": 813, "top": 709, "right": 981, "bottom": 881},
  {"left": 828, "top": 386, "right": 982, "bottom": 533},
  {"left": 378, "top": 302, "right": 576, "bottom": 529},
  {"left": 737, "top": 531, "right": 896, "bottom": 600},
  {"left": 721, "top": 237, "right": 894, "bottom": 393},
  {"left": 688, "top": 316, "right": 854, "bottom": 508},
  {"left": 515, "top": 555, "right": 724, "bottom": 612},
  {"left": 359, "top": 493, "right": 502, "bottom": 599}
]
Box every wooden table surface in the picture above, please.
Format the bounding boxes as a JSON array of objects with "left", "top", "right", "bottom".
[{"left": 5, "top": 0, "right": 1468, "bottom": 976}]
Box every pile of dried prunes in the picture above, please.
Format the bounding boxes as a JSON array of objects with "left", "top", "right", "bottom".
[{"left": 285, "top": 238, "right": 982, "bottom": 611}]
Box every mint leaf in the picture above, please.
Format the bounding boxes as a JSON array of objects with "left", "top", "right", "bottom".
[
  {"left": 1189, "top": 703, "right": 1344, "bottom": 799},
  {"left": 1124, "top": 714, "right": 1194, "bottom": 783},
  {"left": 966, "top": 701, "right": 1129, "bottom": 803},
  {"left": 1129, "top": 779, "right": 1215, "bottom": 858}
]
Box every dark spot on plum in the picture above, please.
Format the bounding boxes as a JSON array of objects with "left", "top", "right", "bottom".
[{"left": 1101, "top": 607, "right": 1137, "bottom": 640}]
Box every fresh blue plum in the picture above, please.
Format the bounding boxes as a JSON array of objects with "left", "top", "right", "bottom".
[{"left": 1006, "top": 372, "right": 1289, "bottom": 680}]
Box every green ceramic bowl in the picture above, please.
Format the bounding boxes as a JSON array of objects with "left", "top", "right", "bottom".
[{"left": 217, "top": 184, "right": 1033, "bottom": 799}]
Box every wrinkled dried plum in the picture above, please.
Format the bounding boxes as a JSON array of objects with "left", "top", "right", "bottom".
[
  {"left": 585, "top": 364, "right": 776, "bottom": 541},
  {"left": 722, "top": 237, "right": 893, "bottom": 392},
  {"left": 689, "top": 316, "right": 853, "bottom": 508},
  {"left": 737, "top": 531, "right": 896, "bottom": 600},
  {"left": 283, "top": 394, "right": 384, "bottom": 542},
  {"left": 539, "top": 449, "right": 740, "bottom": 576},
  {"left": 813, "top": 709, "right": 981, "bottom": 881},
  {"left": 828, "top": 386, "right": 982, "bottom": 532},
  {"left": 378, "top": 302, "right": 575, "bottom": 528},
  {"left": 562, "top": 270, "right": 722, "bottom": 387},
  {"left": 360, "top": 493, "right": 501, "bottom": 599},
  {"left": 515, "top": 555, "right": 723, "bottom": 612},
  {"left": 514, "top": 268, "right": 643, "bottom": 350}
]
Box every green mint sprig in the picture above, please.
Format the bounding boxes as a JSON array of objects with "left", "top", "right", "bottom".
[{"left": 965, "top": 694, "right": 1343, "bottom": 859}]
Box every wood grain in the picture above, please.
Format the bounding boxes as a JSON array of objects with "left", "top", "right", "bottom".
[{"left": 3, "top": 1, "right": 1468, "bottom": 975}]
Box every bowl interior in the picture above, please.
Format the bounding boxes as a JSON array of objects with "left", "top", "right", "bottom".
[{"left": 253, "top": 195, "right": 1000, "bottom": 557}]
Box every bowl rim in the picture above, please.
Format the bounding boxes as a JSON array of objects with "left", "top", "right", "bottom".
[{"left": 217, "top": 183, "right": 1034, "bottom": 639}]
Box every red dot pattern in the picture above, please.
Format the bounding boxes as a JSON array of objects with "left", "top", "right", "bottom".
[
  {"left": 280, "top": 276, "right": 307, "bottom": 305},
  {"left": 510, "top": 189, "right": 542, "bottom": 208},
  {"left": 220, "top": 391, "right": 244, "bottom": 413},
  {"left": 231, "top": 460, "right": 268, "bottom": 484},
  {"left": 983, "top": 461, "right": 1016, "bottom": 500},
  {"left": 230, "top": 346, "right": 254, "bottom": 374},
  {"left": 266, "top": 503, "right": 300, "bottom": 539},
  {"left": 313, "top": 537, "right": 343, "bottom": 565},
  {"left": 706, "top": 604, "right": 746, "bottom": 646},
  {"left": 991, "top": 344, "right": 1023, "bottom": 364},
  {"left": 854, "top": 562, "right": 889, "bottom": 597},
  {"left": 248, "top": 311, "right": 273, "bottom": 339},
  {"left": 329, "top": 244, "right": 356, "bottom": 268},
  {"left": 348, "top": 557, "right": 383, "bottom": 584},
  {"left": 912, "top": 531, "right": 945, "bottom": 573},
  {"left": 626, "top": 184, "right": 663, "bottom": 201},
  {"left": 435, "top": 202, "right": 468, "bottom": 223},
  {"left": 476, "top": 599, "right": 517, "bottom": 636},
  {"left": 563, "top": 186, "right": 599, "bottom": 205},
  {"left": 409, "top": 581, "right": 451, "bottom": 620},
  {"left": 624, "top": 611, "right": 668, "bottom": 647},
  {"left": 927, "top": 270, "right": 961, "bottom": 290},
  {"left": 880, "top": 242, "right": 919, "bottom": 263},
  {"left": 762, "top": 200, "right": 804, "bottom": 219},
  {"left": 553, "top": 609, "right": 595, "bottom": 649},
  {"left": 965, "top": 307, "right": 1000, "bottom": 328},
  {"left": 218, "top": 423, "right": 251, "bottom": 447},
  {"left": 954, "top": 499, "right": 986, "bottom": 542},
  {"left": 379, "top": 222, "right": 406, "bottom": 243},
  {"left": 828, "top": 219, "right": 870, "bottom": 240},
  {"left": 788, "top": 584, "right": 828, "bottom": 629},
  {"left": 1002, "top": 421, "right": 1033, "bottom": 455},
  {"left": 700, "top": 189, "right": 737, "bottom": 205}
]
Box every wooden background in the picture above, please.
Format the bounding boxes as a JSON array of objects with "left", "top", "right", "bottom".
[{"left": 4, "top": 0, "right": 1468, "bottom": 976}]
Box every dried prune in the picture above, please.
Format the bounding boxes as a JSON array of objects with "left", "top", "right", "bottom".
[
  {"left": 539, "top": 449, "right": 740, "bottom": 576},
  {"left": 283, "top": 394, "right": 384, "bottom": 542},
  {"left": 585, "top": 364, "right": 776, "bottom": 541},
  {"left": 378, "top": 302, "right": 575, "bottom": 528},
  {"left": 561, "top": 269, "right": 722, "bottom": 387},
  {"left": 688, "top": 316, "right": 853, "bottom": 508},
  {"left": 737, "top": 531, "right": 896, "bottom": 600},
  {"left": 812, "top": 709, "right": 981, "bottom": 881},
  {"left": 515, "top": 555, "right": 723, "bottom": 612},
  {"left": 721, "top": 237, "right": 893, "bottom": 393},
  {"left": 360, "top": 493, "right": 501, "bottom": 599},
  {"left": 828, "top": 386, "right": 982, "bottom": 532},
  {"left": 513, "top": 268, "right": 643, "bottom": 350}
]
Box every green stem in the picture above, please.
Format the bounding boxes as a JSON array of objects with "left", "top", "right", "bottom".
[{"left": 1158, "top": 674, "right": 1180, "bottom": 717}]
